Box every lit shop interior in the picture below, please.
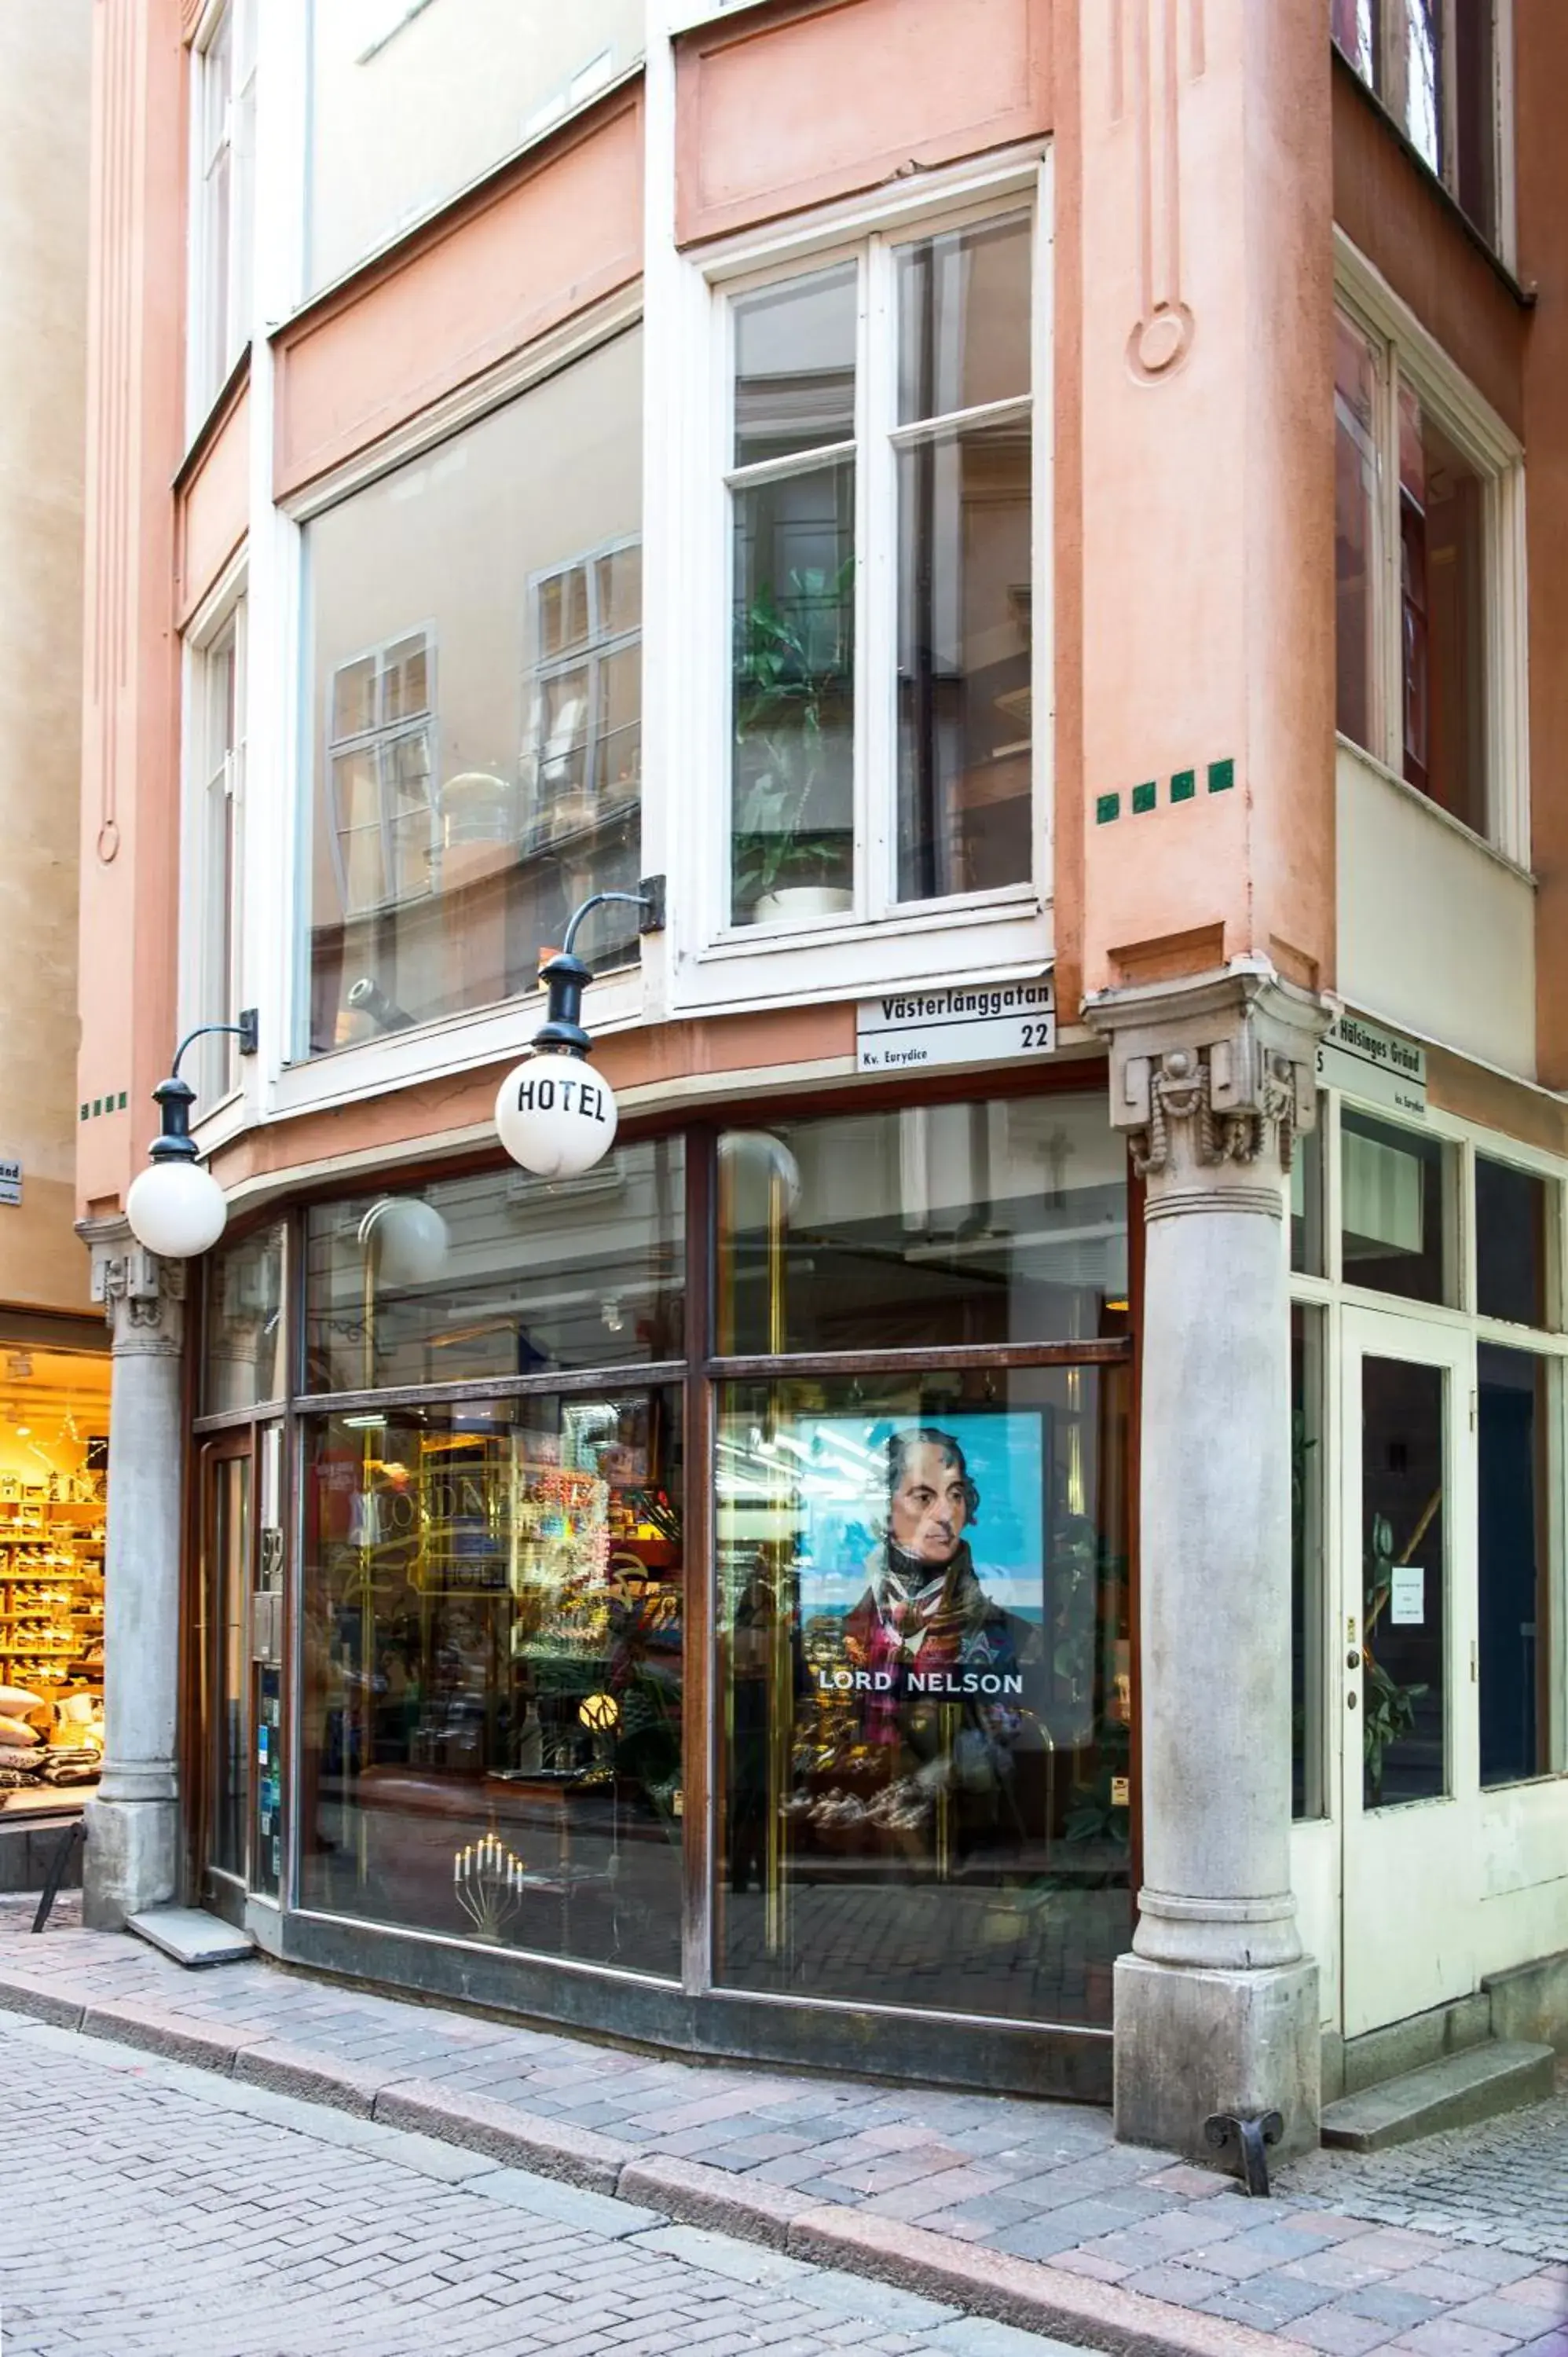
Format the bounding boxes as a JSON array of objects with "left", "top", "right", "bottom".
[
  {"left": 245, "top": 1087, "right": 1132, "bottom": 2080},
  {"left": 0, "top": 1342, "right": 110, "bottom": 1816}
]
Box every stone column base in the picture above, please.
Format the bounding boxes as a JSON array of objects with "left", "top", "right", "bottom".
[
  {"left": 1114, "top": 1951, "right": 1321, "bottom": 2162},
  {"left": 82, "top": 1794, "right": 178, "bottom": 1930}
]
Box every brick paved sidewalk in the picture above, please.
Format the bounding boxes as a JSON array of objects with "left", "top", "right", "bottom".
[{"left": 3, "top": 1895, "right": 1566, "bottom": 2357}]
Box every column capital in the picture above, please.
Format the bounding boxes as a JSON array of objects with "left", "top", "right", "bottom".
[
  {"left": 1083, "top": 963, "right": 1333, "bottom": 1211},
  {"left": 80, "top": 1215, "right": 188, "bottom": 1354}
]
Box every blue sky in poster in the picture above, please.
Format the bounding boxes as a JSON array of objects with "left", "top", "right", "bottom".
[{"left": 789, "top": 1409, "right": 1046, "bottom": 1626}]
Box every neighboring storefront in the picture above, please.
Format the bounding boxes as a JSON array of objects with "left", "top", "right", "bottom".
[
  {"left": 189, "top": 1078, "right": 1134, "bottom": 2095},
  {"left": 0, "top": 1333, "right": 111, "bottom": 1843}
]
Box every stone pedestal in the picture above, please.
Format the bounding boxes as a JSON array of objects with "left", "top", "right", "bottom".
[
  {"left": 81, "top": 1222, "right": 188, "bottom": 1930},
  {"left": 1086, "top": 965, "right": 1331, "bottom": 2162}
]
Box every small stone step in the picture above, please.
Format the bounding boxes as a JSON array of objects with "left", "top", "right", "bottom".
[
  {"left": 1321, "top": 2039, "right": 1555, "bottom": 2152},
  {"left": 125, "top": 1907, "right": 255, "bottom": 1969}
]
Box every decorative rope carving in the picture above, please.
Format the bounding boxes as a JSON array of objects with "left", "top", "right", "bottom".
[{"left": 1131, "top": 1047, "right": 1297, "bottom": 1177}]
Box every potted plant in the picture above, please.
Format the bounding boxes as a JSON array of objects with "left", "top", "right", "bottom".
[{"left": 732, "top": 560, "right": 855, "bottom": 923}]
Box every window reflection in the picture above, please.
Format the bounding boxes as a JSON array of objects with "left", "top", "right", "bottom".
[
  {"left": 716, "top": 1368, "right": 1131, "bottom": 2022},
  {"left": 307, "top": 0, "right": 645, "bottom": 294},
  {"left": 718, "top": 1098, "right": 1128, "bottom": 1354},
  {"left": 299, "top": 1391, "right": 684, "bottom": 1977},
  {"left": 304, "top": 1143, "right": 684, "bottom": 1396},
  {"left": 203, "top": 1225, "right": 286, "bottom": 1412},
  {"left": 305, "top": 330, "right": 643, "bottom": 1054}
]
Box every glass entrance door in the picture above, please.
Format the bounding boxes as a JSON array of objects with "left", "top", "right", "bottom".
[
  {"left": 1340, "top": 1308, "right": 1478, "bottom": 2036},
  {"left": 197, "top": 1440, "right": 252, "bottom": 1912}
]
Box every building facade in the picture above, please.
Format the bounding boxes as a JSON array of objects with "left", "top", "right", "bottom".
[
  {"left": 0, "top": 0, "right": 112, "bottom": 1858},
  {"left": 77, "top": 0, "right": 1568, "bottom": 2160}
]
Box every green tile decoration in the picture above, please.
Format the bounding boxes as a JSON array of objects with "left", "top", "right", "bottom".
[
  {"left": 1207, "top": 757, "right": 1235, "bottom": 794},
  {"left": 1096, "top": 792, "right": 1121, "bottom": 824},
  {"left": 117, "top": 1091, "right": 127, "bottom": 1109},
  {"left": 91, "top": 1098, "right": 101, "bottom": 1117},
  {"left": 1131, "top": 780, "right": 1157, "bottom": 814},
  {"left": 1171, "top": 768, "right": 1196, "bottom": 801}
]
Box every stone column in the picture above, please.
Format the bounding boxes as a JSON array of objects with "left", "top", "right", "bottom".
[
  {"left": 81, "top": 1219, "right": 188, "bottom": 1929},
  {"left": 1084, "top": 965, "right": 1330, "bottom": 2161}
]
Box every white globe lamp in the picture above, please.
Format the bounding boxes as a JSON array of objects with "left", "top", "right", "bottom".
[
  {"left": 496, "top": 1053, "right": 618, "bottom": 1180},
  {"left": 493, "top": 890, "right": 654, "bottom": 1180},
  {"left": 124, "top": 1076, "right": 229, "bottom": 1258}
]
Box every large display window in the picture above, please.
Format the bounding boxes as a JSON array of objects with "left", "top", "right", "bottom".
[
  {"left": 233, "top": 1081, "right": 1132, "bottom": 2072},
  {"left": 299, "top": 1387, "right": 684, "bottom": 1976},
  {"left": 716, "top": 1366, "right": 1130, "bottom": 2023}
]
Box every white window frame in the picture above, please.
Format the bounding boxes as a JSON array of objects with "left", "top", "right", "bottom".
[
  {"left": 181, "top": 569, "right": 247, "bottom": 1119},
  {"left": 1332, "top": 0, "right": 1516, "bottom": 266},
  {"left": 324, "top": 628, "right": 439, "bottom": 921},
  {"left": 1334, "top": 233, "right": 1529, "bottom": 871},
  {"left": 522, "top": 536, "right": 643, "bottom": 858},
  {"left": 187, "top": 0, "right": 257, "bottom": 434},
  {"left": 658, "top": 147, "right": 1053, "bottom": 1020}
]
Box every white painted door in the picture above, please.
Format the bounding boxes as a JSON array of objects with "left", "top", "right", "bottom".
[{"left": 1340, "top": 1307, "right": 1480, "bottom": 2038}]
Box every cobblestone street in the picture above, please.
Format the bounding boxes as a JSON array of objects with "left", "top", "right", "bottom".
[
  {"left": 2, "top": 1900, "right": 1566, "bottom": 2356},
  {"left": 0, "top": 2011, "right": 1073, "bottom": 2357}
]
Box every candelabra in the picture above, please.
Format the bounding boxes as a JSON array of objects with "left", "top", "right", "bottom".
[{"left": 452, "top": 1832, "right": 526, "bottom": 1941}]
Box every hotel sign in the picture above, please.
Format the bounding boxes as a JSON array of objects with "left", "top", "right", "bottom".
[{"left": 855, "top": 978, "right": 1056, "bottom": 1075}]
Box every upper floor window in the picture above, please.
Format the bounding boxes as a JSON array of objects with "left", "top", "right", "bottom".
[
  {"left": 302, "top": 327, "right": 643, "bottom": 1058},
  {"left": 306, "top": 0, "right": 643, "bottom": 294},
  {"left": 185, "top": 599, "right": 247, "bottom": 1109},
  {"left": 1332, "top": 0, "right": 1504, "bottom": 250},
  {"left": 726, "top": 207, "right": 1035, "bottom": 930},
  {"left": 189, "top": 0, "right": 255, "bottom": 423},
  {"left": 1334, "top": 296, "right": 1523, "bottom": 856}
]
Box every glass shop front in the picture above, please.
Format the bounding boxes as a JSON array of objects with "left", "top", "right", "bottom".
[{"left": 198, "top": 1083, "right": 1134, "bottom": 2091}]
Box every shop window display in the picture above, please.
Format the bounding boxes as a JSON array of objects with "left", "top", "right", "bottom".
[
  {"left": 300, "top": 1389, "right": 683, "bottom": 1977},
  {"left": 716, "top": 1365, "right": 1130, "bottom": 2023},
  {"left": 0, "top": 1352, "right": 111, "bottom": 1809}
]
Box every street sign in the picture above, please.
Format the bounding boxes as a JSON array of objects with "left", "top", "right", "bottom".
[
  {"left": 0, "top": 1160, "right": 20, "bottom": 1207},
  {"left": 855, "top": 978, "right": 1056, "bottom": 1074},
  {"left": 1317, "top": 1014, "right": 1426, "bottom": 1118}
]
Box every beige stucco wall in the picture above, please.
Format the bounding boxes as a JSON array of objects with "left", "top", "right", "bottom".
[{"left": 0, "top": 0, "right": 91, "bottom": 1314}]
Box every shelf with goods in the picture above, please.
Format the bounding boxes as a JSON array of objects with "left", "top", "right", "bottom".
[{"left": 0, "top": 1494, "right": 105, "bottom": 1699}]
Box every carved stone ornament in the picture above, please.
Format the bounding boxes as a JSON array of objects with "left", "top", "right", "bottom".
[
  {"left": 1083, "top": 963, "right": 1332, "bottom": 1200},
  {"left": 86, "top": 1223, "right": 188, "bottom": 1352}
]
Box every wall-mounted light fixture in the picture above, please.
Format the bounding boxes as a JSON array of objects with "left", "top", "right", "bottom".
[
  {"left": 124, "top": 1010, "right": 258, "bottom": 1259},
  {"left": 494, "top": 882, "right": 663, "bottom": 1180}
]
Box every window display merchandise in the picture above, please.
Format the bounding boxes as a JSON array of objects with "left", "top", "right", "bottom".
[{"left": 0, "top": 1352, "right": 111, "bottom": 1806}]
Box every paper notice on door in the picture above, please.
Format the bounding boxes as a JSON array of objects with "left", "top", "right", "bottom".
[{"left": 1390, "top": 1566, "right": 1425, "bottom": 1626}]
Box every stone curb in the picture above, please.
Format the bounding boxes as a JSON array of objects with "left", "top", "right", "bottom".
[
  {"left": 372, "top": 2077, "right": 637, "bottom": 2196},
  {"left": 0, "top": 1970, "right": 86, "bottom": 2031},
  {"left": 233, "top": 2039, "right": 389, "bottom": 2116},
  {"left": 786, "top": 2207, "right": 1287, "bottom": 2357},
  {"left": 0, "top": 1961, "right": 1296, "bottom": 2357},
  {"left": 617, "top": 2154, "right": 818, "bottom": 2249},
  {"left": 79, "top": 1996, "right": 269, "bottom": 2073}
]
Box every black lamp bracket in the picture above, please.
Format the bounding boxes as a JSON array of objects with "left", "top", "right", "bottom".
[
  {"left": 533, "top": 883, "right": 665, "bottom": 1058},
  {"left": 148, "top": 1010, "right": 260, "bottom": 1164}
]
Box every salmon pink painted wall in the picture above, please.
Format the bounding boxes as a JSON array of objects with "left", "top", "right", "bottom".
[
  {"left": 175, "top": 372, "right": 249, "bottom": 629},
  {"left": 76, "top": 0, "right": 189, "bottom": 1220},
  {"left": 674, "top": 0, "right": 1050, "bottom": 246},
  {"left": 1075, "top": 0, "right": 1335, "bottom": 1002}
]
